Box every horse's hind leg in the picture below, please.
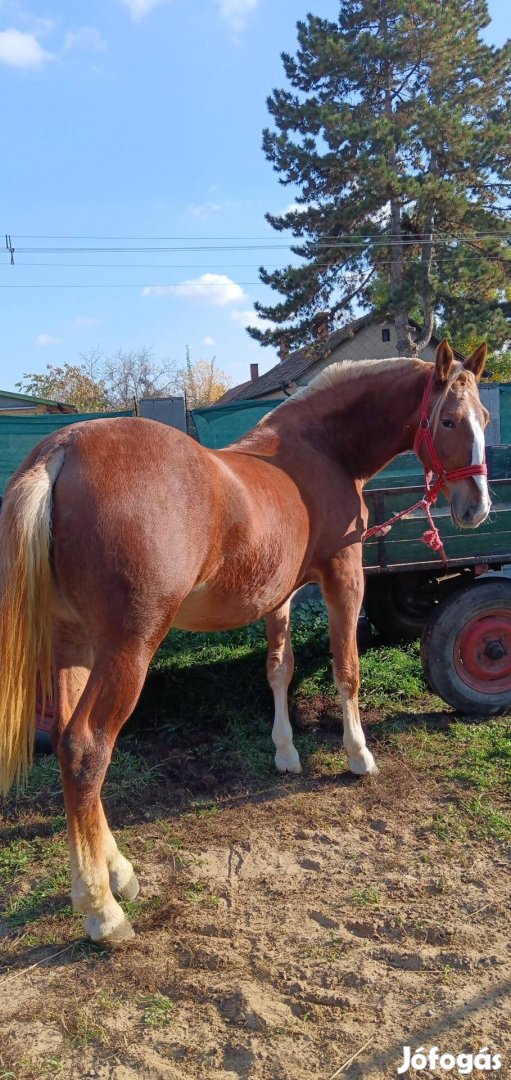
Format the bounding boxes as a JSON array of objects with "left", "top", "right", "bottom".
[
  {"left": 53, "top": 627, "right": 138, "bottom": 905},
  {"left": 57, "top": 642, "right": 151, "bottom": 945},
  {"left": 52, "top": 622, "right": 94, "bottom": 752},
  {"left": 265, "top": 599, "right": 301, "bottom": 774}
]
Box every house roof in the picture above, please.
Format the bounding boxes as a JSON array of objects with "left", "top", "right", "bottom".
[
  {"left": 217, "top": 313, "right": 467, "bottom": 404},
  {"left": 218, "top": 313, "right": 374, "bottom": 404},
  {"left": 0, "top": 388, "right": 77, "bottom": 412},
  {"left": 214, "top": 380, "right": 252, "bottom": 405}
]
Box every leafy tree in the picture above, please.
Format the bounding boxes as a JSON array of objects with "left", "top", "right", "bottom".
[
  {"left": 18, "top": 348, "right": 233, "bottom": 413},
  {"left": 17, "top": 363, "right": 109, "bottom": 412},
  {"left": 249, "top": 0, "right": 511, "bottom": 356},
  {"left": 439, "top": 323, "right": 511, "bottom": 381},
  {"left": 88, "top": 347, "right": 179, "bottom": 410},
  {"left": 18, "top": 349, "right": 179, "bottom": 412},
  {"left": 179, "top": 350, "right": 233, "bottom": 408}
]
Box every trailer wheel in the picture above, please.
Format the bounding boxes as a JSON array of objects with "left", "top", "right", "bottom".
[
  {"left": 364, "top": 572, "right": 437, "bottom": 642},
  {"left": 420, "top": 578, "right": 511, "bottom": 715}
]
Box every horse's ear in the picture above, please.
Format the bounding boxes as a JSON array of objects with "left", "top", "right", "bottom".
[
  {"left": 463, "top": 342, "right": 487, "bottom": 383},
  {"left": 435, "top": 339, "right": 455, "bottom": 384}
]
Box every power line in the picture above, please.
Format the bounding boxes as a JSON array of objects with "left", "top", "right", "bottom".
[
  {"left": 0, "top": 262, "right": 325, "bottom": 270},
  {"left": 2, "top": 241, "right": 508, "bottom": 261},
  {"left": 5, "top": 234, "right": 511, "bottom": 252},
  {"left": 0, "top": 282, "right": 269, "bottom": 288},
  {"left": 7, "top": 228, "right": 511, "bottom": 241},
  {"left": 1, "top": 253, "right": 509, "bottom": 274},
  {"left": 2, "top": 254, "right": 509, "bottom": 270}
]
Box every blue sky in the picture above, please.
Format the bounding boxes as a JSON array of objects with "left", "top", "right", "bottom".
[{"left": 0, "top": 0, "right": 509, "bottom": 394}]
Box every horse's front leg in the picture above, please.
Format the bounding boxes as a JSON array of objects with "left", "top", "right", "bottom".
[
  {"left": 265, "top": 599, "right": 301, "bottom": 774},
  {"left": 320, "top": 552, "right": 379, "bottom": 777}
]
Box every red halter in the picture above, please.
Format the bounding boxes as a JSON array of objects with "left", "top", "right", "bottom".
[{"left": 363, "top": 366, "right": 488, "bottom": 564}]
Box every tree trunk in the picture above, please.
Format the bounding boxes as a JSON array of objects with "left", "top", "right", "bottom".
[
  {"left": 382, "top": 12, "right": 413, "bottom": 357},
  {"left": 414, "top": 156, "right": 437, "bottom": 355}
]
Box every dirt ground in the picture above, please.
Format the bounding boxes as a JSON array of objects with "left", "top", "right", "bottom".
[{"left": 1, "top": 701, "right": 510, "bottom": 1080}]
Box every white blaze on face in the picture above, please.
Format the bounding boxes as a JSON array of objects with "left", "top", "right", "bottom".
[{"left": 468, "top": 406, "right": 490, "bottom": 510}]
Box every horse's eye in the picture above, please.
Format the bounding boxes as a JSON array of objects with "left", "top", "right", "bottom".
[{"left": 442, "top": 418, "right": 456, "bottom": 429}]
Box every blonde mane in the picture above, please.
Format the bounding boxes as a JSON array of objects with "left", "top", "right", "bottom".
[
  {"left": 257, "top": 358, "right": 424, "bottom": 427},
  {"left": 292, "top": 356, "right": 419, "bottom": 400}
]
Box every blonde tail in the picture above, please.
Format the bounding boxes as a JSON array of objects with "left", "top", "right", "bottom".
[{"left": 0, "top": 449, "right": 65, "bottom": 795}]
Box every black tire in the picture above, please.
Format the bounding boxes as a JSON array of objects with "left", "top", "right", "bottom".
[
  {"left": 35, "top": 730, "right": 53, "bottom": 754},
  {"left": 420, "top": 578, "right": 511, "bottom": 715},
  {"left": 363, "top": 572, "right": 437, "bottom": 643}
]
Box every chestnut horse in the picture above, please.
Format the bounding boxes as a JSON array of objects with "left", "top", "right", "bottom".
[{"left": 0, "top": 340, "right": 489, "bottom": 945}]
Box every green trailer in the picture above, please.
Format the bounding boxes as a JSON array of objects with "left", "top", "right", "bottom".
[
  {"left": 193, "top": 387, "right": 511, "bottom": 716},
  {"left": 362, "top": 445, "right": 511, "bottom": 714}
]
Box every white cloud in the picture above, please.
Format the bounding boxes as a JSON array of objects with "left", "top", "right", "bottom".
[
  {"left": 0, "top": 28, "right": 54, "bottom": 68},
  {"left": 36, "top": 334, "right": 63, "bottom": 347},
  {"left": 176, "top": 274, "right": 247, "bottom": 305},
  {"left": 119, "top": 0, "right": 170, "bottom": 20},
  {"left": 217, "top": 0, "right": 258, "bottom": 33},
  {"left": 231, "top": 309, "right": 274, "bottom": 332},
  {"left": 64, "top": 27, "right": 106, "bottom": 52},
  {"left": 187, "top": 201, "right": 221, "bottom": 220},
  {"left": 202, "top": 336, "right": 216, "bottom": 347},
  {"left": 143, "top": 274, "right": 247, "bottom": 306}
]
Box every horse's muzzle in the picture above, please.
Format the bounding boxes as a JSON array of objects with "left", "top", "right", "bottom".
[{"left": 451, "top": 499, "right": 491, "bottom": 529}]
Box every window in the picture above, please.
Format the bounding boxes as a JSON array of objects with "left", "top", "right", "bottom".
[{"left": 381, "top": 328, "right": 391, "bottom": 342}]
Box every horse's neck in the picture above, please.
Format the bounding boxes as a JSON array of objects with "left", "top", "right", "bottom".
[{"left": 271, "top": 362, "right": 429, "bottom": 480}]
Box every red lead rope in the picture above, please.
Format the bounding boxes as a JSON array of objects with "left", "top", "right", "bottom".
[{"left": 363, "top": 368, "right": 488, "bottom": 564}]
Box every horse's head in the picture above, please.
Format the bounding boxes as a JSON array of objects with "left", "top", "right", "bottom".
[{"left": 424, "top": 340, "right": 490, "bottom": 529}]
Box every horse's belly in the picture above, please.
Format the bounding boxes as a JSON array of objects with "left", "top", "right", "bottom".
[
  {"left": 174, "top": 578, "right": 295, "bottom": 632},
  {"left": 174, "top": 518, "right": 309, "bottom": 631}
]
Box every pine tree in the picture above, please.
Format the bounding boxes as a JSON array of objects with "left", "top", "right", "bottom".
[{"left": 249, "top": 0, "right": 511, "bottom": 356}]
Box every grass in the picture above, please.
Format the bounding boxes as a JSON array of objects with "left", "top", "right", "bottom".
[
  {"left": 185, "top": 800, "right": 223, "bottom": 818},
  {"left": 446, "top": 721, "right": 511, "bottom": 790},
  {"left": 301, "top": 932, "right": 344, "bottom": 961},
  {"left": 186, "top": 879, "right": 221, "bottom": 908},
  {"left": 385, "top": 712, "right": 511, "bottom": 840},
  {"left": 351, "top": 886, "right": 381, "bottom": 908},
  {"left": 142, "top": 993, "right": 175, "bottom": 1028},
  {"left": 360, "top": 642, "right": 425, "bottom": 709}
]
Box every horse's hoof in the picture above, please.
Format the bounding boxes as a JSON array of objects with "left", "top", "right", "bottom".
[
  {"left": 115, "top": 871, "right": 140, "bottom": 902},
  {"left": 100, "top": 920, "right": 136, "bottom": 948},
  {"left": 348, "top": 752, "right": 379, "bottom": 777},
  {"left": 84, "top": 911, "right": 135, "bottom": 948},
  {"left": 275, "top": 748, "right": 302, "bottom": 774}
]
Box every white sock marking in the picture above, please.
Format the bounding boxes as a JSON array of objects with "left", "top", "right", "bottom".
[
  {"left": 271, "top": 685, "right": 302, "bottom": 773},
  {"left": 339, "top": 687, "right": 379, "bottom": 776}
]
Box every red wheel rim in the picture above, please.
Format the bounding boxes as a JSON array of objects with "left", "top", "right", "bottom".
[{"left": 454, "top": 607, "right": 511, "bottom": 694}]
